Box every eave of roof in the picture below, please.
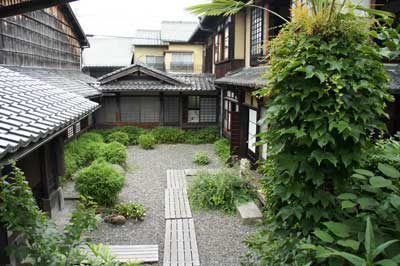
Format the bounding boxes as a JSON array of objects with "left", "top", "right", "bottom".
[
  {"left": 0, "top": 66, "right": 99, "bottom": 161},
  {"left": 61, "top": 4, "right": 89, "bottom": 47},
  {"left": 215, "top": 66, "right": 269, "bottom": 88}
]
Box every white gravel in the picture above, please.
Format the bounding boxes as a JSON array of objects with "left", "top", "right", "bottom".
[{"left": 86, "top": 144, "right": 257, "bottom": 266}]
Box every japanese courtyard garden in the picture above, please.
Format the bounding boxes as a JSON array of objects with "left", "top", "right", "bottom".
[{"left": 1, "top": 0, "right": 400, "bottom": 265}]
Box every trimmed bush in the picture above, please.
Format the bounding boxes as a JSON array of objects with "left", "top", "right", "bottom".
[
  {"left": 78, "top": 132, "right": 104, "bottom": 143},
  {"left": 184, "top": 127, "right": 220, "bottom": 145},
  {"left": 75, "top": 160, "right": 125, "bottom": 206},
  {"left": 114, "top": 202, "right": 146, "bottom": 220},
  {"left": 214, "top": 139, "right": 231, "bottom": 164},
  {"left": 100, "top": 142, "right": 127, "bottom": 165},
  {"left": 151, "top": 127, "right": 185, "bottom": 144},
  {"left": 188, "top": 170, "right": 254, "bottom": 214},
  {"left": 138, "top": 134, "right": 156, "bottom": 150},
  {"left": 193, "top": 151, "right": 210, "bottom": 165},
  {"left": 106, "top": 131, "right": 129, "bottom": 146},
  {"left": 119, "top": 126, "right": 145, "bottom": 145},
  {"left": 64, "top": 152, "right": 78, "bottom": 179}
]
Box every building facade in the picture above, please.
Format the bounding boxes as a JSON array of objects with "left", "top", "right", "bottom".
[{"left": 190, "top": 0, "right": 400, "bottom": 164}]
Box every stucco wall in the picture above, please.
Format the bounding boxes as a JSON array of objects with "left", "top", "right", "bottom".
[
  {"left": 234, "top": 11, "right": 246, "bottom": 60},
  {"left": 165, "top": 44, "right": 204, "bottom": 73},
  {"left": 134, "top": 46, "right": 167, "bottom": 64}
]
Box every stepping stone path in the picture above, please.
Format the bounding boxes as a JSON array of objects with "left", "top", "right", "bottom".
[
  {"left": 236, "top": 201, "right": 263, "bottom": 225},
  {"left": 164, "top": 170, "right": 200, "bottom": 266}
]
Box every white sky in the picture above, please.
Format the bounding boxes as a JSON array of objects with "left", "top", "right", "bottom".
[{"left": 70, "top": 0, "right": 208, "bottom": 37}]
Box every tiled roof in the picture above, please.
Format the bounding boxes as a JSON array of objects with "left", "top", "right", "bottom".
[
  {"left": 4, "top": 66, "right": 101, "bottom": 98},
  {"left": 0, "top": 66, "right": 99, "bottom": 160},
  {"left": 385, "top": 64, "right": 400, "bottom": 93},
  {"left": 215, "top": 66, "right": 269, "bottom": 88},
  {"left": 98, "top": 64, "right": 215, "bottom": 92},
  {"left": 133, "top": 30, "right": 167, "bottom": 46},
  {"left": 161, "top": 21, "right": 198, "bottom": 42},
  {"left": 216, "top": 65, "right": 400, "bottom": 91},
  {"left": 83, "top": 36, "right": 135, "bottom": 67}
]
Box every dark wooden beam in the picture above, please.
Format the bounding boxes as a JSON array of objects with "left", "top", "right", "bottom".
[{"left": 0, "top": 0, "right": 79, "bottom": 18}]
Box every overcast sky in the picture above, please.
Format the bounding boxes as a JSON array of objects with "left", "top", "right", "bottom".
[{"left": 70, "top": 0, "right": 208, "bottom": 37}]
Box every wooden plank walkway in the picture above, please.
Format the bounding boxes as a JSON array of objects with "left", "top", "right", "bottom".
[
  {"left": 163, "top": 219, "right": 200, "bottom": 266},
  {"left": 164, "top": 169, "right": 200, "bottom": 266},
  {"left": 82, "top": 245, "right": 159, "bottom": 263},
  {"left": 165, "top": 188, "right": 192, "bottom": 219},
  {"left": 167, "top": 169, "right": 187, "bottom": 189}
]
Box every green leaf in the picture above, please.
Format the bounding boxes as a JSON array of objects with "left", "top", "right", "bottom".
[
  {"left": 323, "top": 222, "right": 351, "bottom": 238},
  {"left": 342, "top": 200, "right": 356, "bottom": 209},
  {"left": 313, "top": 229, "right": 334, "bottom": 243},
  {"left": 390, "top": 194, "right": 400, "bottom": 209},
  {"left": 330, "top": 250, "right": 365, "bottom": 266},
  {"left": 354, "top": 169, "right": 374, "bottom": 177},
  {"left": 338, "top": 193, "right": 357, "bottom": 200},
  {"left": 337, "top": 239, "right": 360, "bottom": 251},
  {"left": 376, "top": 259, "right": 398, "bottom": 266},
  {"left": 358, "top": 197, "right": 378, "bottom": 209},
  {"left": 373, "top": 240, "right": 399, "bottom": 259},
  {"left": 369, "top": 176, "right": 392, "bottom": 188},
  {"left": 378, "top": 163, "right": 400, "bottom": 178},
  {"left": 365, "top": 217, "right": 375, "bottom": 261}
]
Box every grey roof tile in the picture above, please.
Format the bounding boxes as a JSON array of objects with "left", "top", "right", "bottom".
[
  {"left": 161, "top": 21, "right": 198, "bottom": 42},
  {"left": 133, "top": 30, "right": 167, "bottom": 46},
  {"left": 0, "top": 66, "right": 99, "bottom": 160},
  {"left": 3, "top": 66, "right": 101, "bottom": 98},
  {"left": 215, "top": 66, "right": 270, "bottom": 88},
  {"left": 98, "top": 64, "right": 215, "bottom": 93}
]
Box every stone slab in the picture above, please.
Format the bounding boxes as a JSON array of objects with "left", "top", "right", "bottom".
[{"left": 236, "top": 201, "right": 263, "bottom": 224}]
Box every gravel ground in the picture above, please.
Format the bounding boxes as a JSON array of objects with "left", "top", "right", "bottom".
[{"left": 73, "top": 144, "right": 257, "bottom": 266}]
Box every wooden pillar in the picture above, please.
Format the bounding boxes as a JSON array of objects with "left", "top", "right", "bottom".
[
  {"left": 39, "top": 145, "right": 52, "bottom": 215},
  {"left": 116, "top": 93, "right": 122, "bottom": 124},
  {"left": 238, "top": 90, "right": 248, "bottom": 158},
  {"left": 179, "top": 93, "right": 183, "bottom": 128},
  {"left": 160, "top": 93, "right": 164, "bottom": 126}
]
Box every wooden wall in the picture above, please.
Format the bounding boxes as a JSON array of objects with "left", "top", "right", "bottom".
[{"left": 0, "top": 0, "right": 82, "bottom": 69}]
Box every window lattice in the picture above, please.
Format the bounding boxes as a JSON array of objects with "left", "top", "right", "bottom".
[
  {"left": 251, "top": 7, "right": 264, "bottom": 57},
  {"left": 200, "top": 98, "right": 217, "bottom": 123}
]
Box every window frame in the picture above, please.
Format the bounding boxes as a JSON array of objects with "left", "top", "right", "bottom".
[
  {"left": 214, "top": 19, "right": 231, "bottom": 64},
  {"left": 250, "top": 6, "right": 265, "bottom": 66},
  {"left": 170, "top": 52, "right": 194, "bottom": 72},
  {"left": 187, "top": 96, "right": 217, "bottom": 124}
]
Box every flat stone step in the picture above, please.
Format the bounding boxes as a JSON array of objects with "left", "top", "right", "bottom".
[
  {"left": 82, "top": 245, "right": 159, "bottom": 263},
  {"left": 236, "top": 201, "right": 263, "bottom": 225},
  {"left": 163, "top": 219, "right": 200, "bottom": 266},
  {"left": 165, "top": 189, "right": 192, "bottom": 219}
]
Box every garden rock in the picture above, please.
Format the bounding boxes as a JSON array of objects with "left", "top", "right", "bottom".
[
  {"left": 104, "top": 214, "right": 127, "bottom": 225},
  {"left": 236, "top": 201, "right": 262, "bottom": 225}
]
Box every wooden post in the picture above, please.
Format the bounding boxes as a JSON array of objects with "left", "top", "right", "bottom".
[
  {"left": 116, "top": 93, "right": 122, "bottom": 123},
  {"left": 160, "top": 93, "right": 164, "bottom": 126},
  {"left": 179, "top": 93, "right": 183, "bottom": 128}
]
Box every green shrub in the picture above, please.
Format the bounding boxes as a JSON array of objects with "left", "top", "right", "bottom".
[
  {"left": 65, "top": 152, "right": 78, "bottom": 178},
  {"left": 100, "top": 142, "right": 127, "bottom": 165},
  {"left": 138, "top": 134, "right": 156, "bottom": 150},
  {"left": 193, "top": 151, "right": 210, "bottom": 165},
  {"left": 184, "top": 127, "right": 219, "bottom": 144},
  {"left": 75, "top": 160, "right": 125, "bottom": 206},
  {"left": 151, "top": 127, "right": 185, "bottom": 144},
  {"left": 106, "top": 131, "right": 129, "bottom": 146},
  {"left": 214, "top": 139, "right": 231, "bottom": 164},
  {"left": 114, "top": 202, "right": 146, "bottom": 221},
  {"left": 119, "top": 126, "right": 145, "bottom": 145},
  {"left": 188, "top": 170, "right": 254, "bottom": 214},
  {"left": 79, "top": 132, "right": 104, "bottom": 143}
]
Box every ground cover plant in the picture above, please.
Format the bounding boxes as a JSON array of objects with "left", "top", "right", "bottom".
[
  {"left": 188, "top": 170, "right": 254, "bottom": 214},
  {"left": 189, "top": 0, "right": 399, "bottom": 265},
  {"left": 151, "top": 127, "right": 186, "bottom": 143},
  {"left": 214, "top": 138, "right": 231, "bottom": 164},
  {"left": 184, "top": 127, "right": 219, "bottom": 144},
  {"left": 193, "top": 151, "right": 210, "bottom": 165},
  {"left": 75, "top": 160, "right": 125, "bottom": 206},
  {"left": 138, "top": 134, "right": 156, "bottom": 150},
  {"left": 113, "top": 202, "right": 146, "bottom": 221},
  {"left": 101, "top": 141, "right": 127, "bottom": 166}
]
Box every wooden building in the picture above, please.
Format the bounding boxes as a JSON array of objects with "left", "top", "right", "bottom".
[
  {"left": 190, "top": 0, "right": 400, "bottom": 164},
  {"left": 0, "top": 1, "right": 100, "bottom": 264},
  {"left": 95, "top": 64, "right": 218, "bottom": 129}
]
